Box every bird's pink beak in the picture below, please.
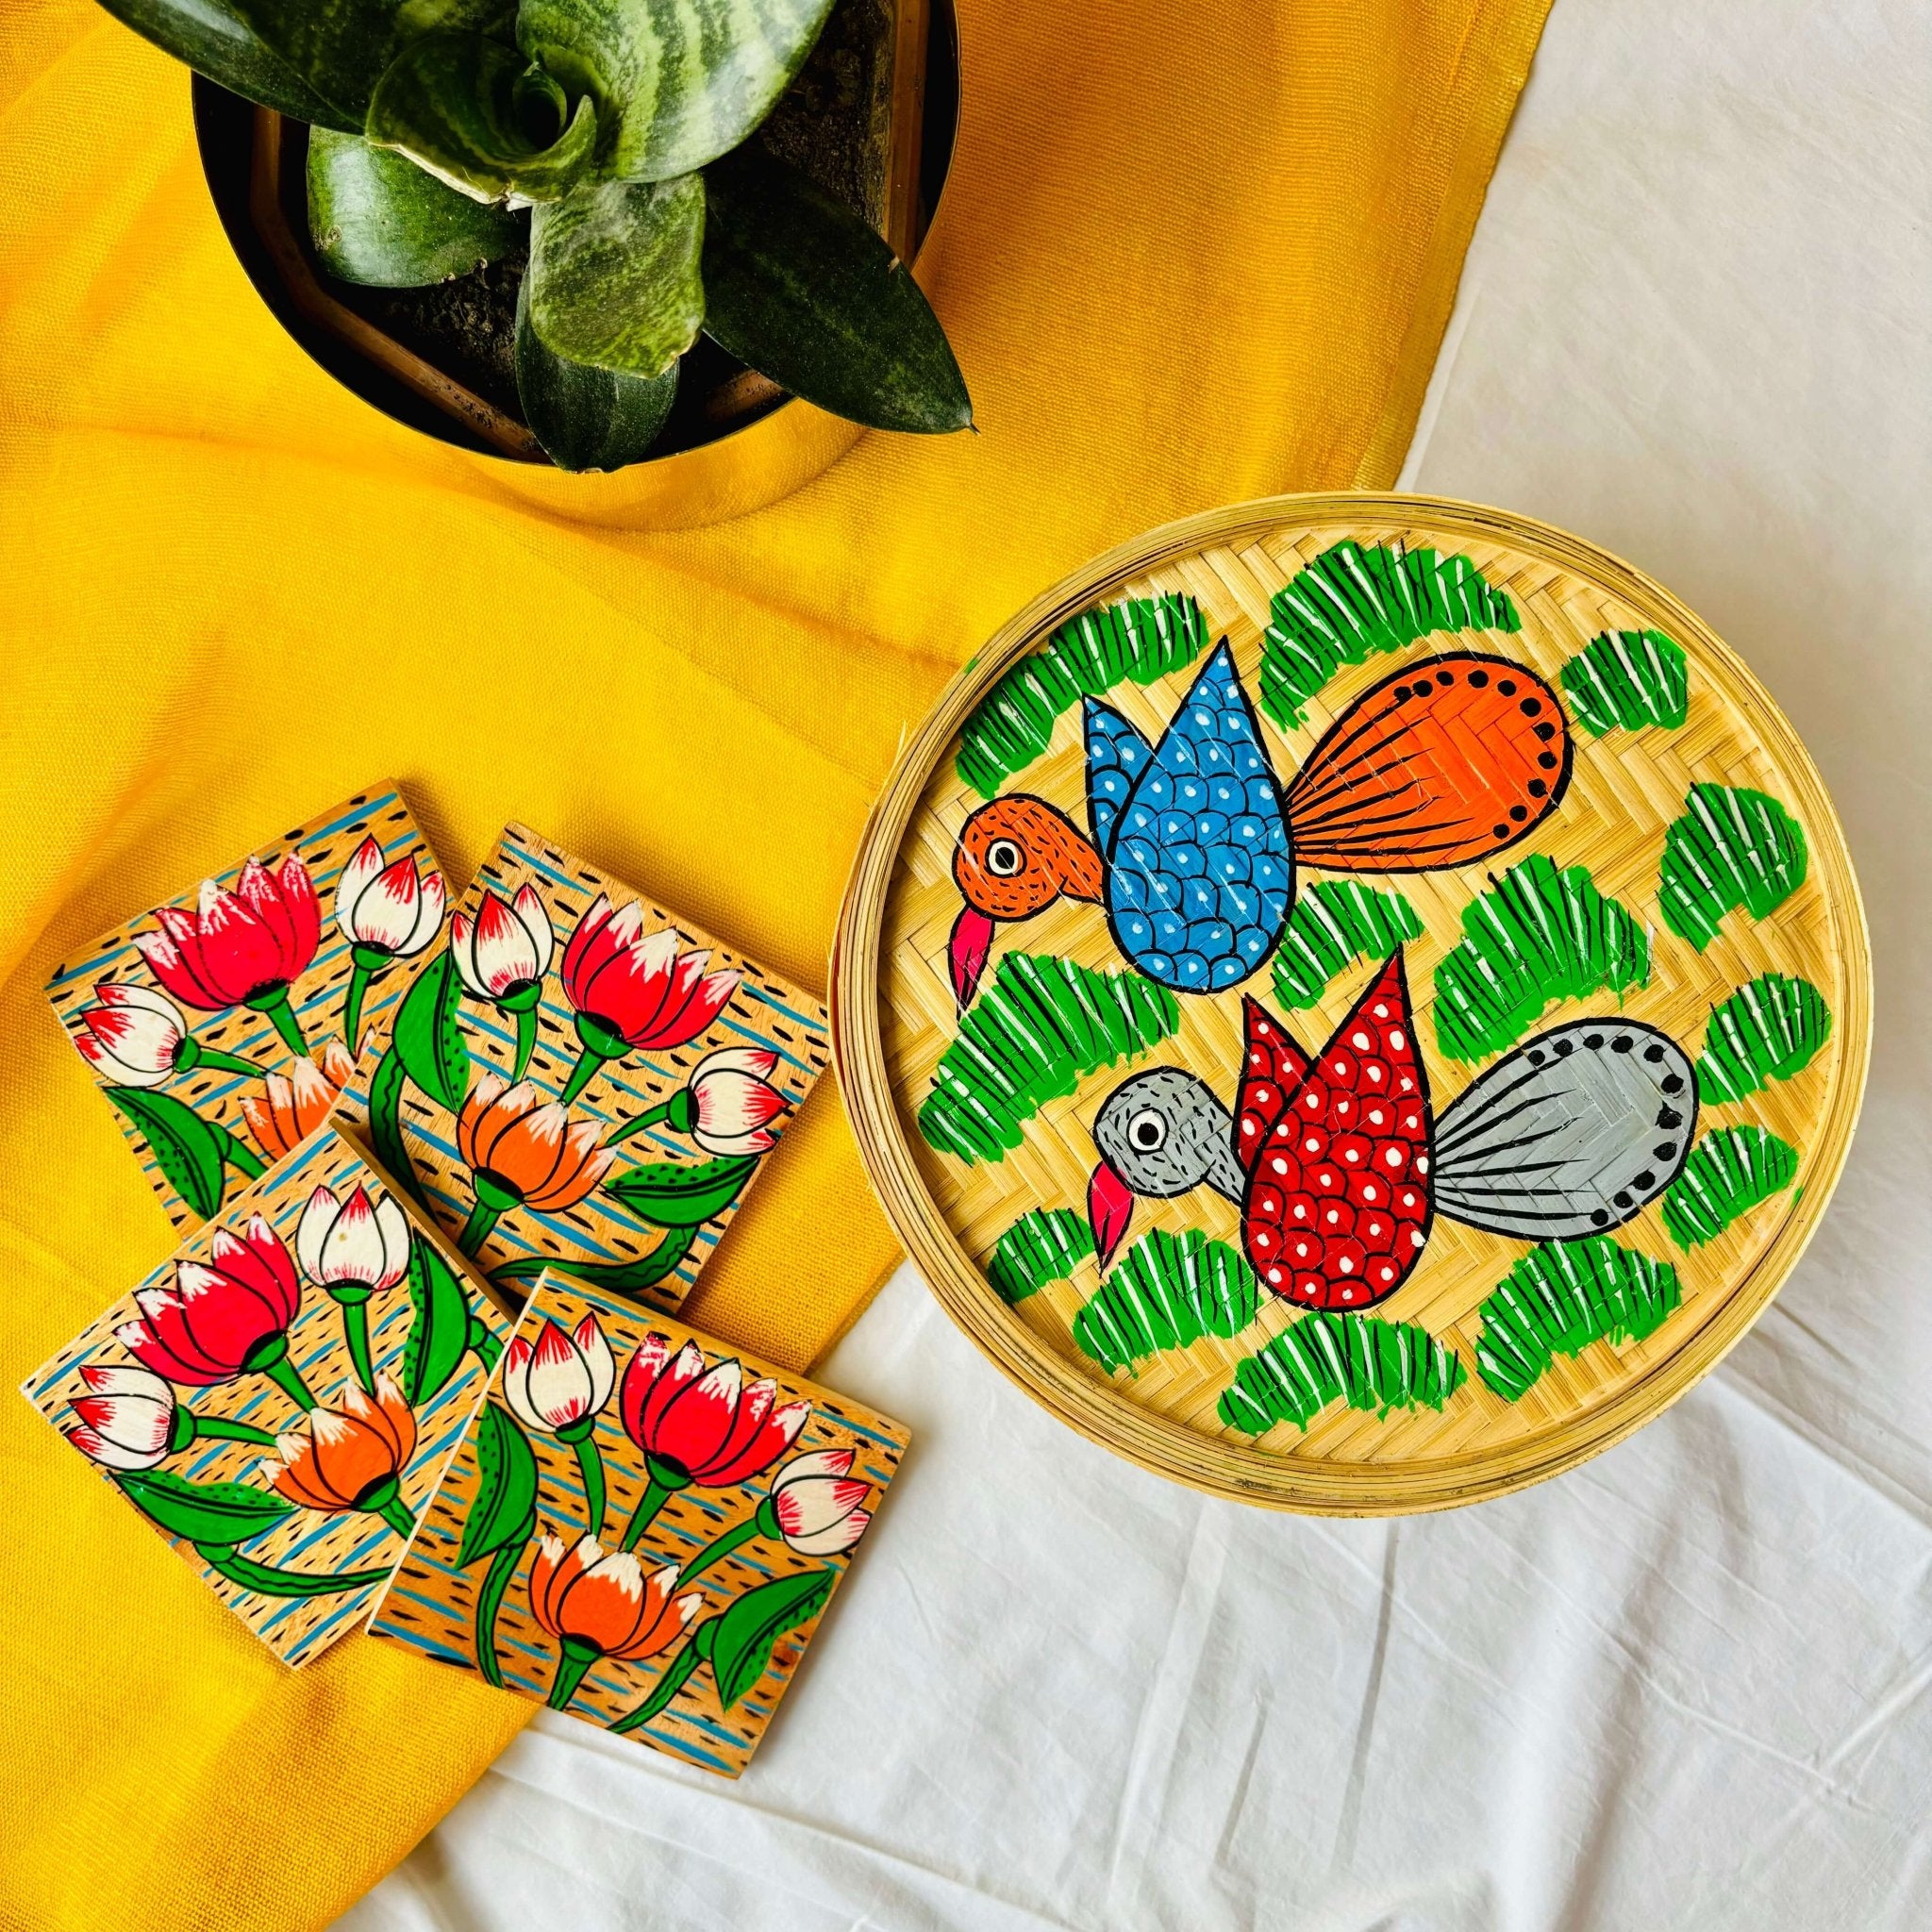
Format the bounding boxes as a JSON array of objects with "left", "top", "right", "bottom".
[
  {"left": 949, "top": 906, "right": 995, "bottom": 1008},
  {"left": 1088, "top": 1159, "right": 1136, "bottom": 1273}
]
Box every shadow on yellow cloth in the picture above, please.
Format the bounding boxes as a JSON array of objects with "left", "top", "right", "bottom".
[{"left": 0, "top": 0, "right": 1551, "bottom": 1923}]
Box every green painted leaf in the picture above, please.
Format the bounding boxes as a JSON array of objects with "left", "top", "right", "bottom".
[
  {"left": 986, "top": 1209, "right": 1093, "bottom": 1304},
  {"left": 916, "top": 953, "right": 1180, "bottom": 1164},
  {"left": 1432, "top": 854, "right": 1651, "bottom": 1062},
  {"left": 1658, "top": 784, "right": 1809, "bottom": 951},
  {"left": 458, "top": 1400, "right": 540, "bottom": 1566},
  {"left": 1662, "top": 1125, "right": 1799, "bottom": 1250},
  {"left": 708, "top": 1566, "right": 835, "bottom": 1710},
  {"left": 393, "top": 948, "right": 470, "bottom": 1112},
  {"left": 1560, "top": 628, "right": 1689, "bottom": 736},
  {"left": 1474, "top": 1238, "right": 1682, "bottom": 1401},
  {"left": 105, "top": 1087, "right": 226, "bottom": 1220},
  {"left": 1259, "top": 540, "right": 1522, "bottom": 731},
  {"left": 1696, "top": 974, "right": 1833, "bottom": 1105},
  {"left": 701, "top": 144, "right": 971, "bottom": 434},
  {"left": 515, "top": 270, "right": 677, "bottom": 470},
  {"left": 400, "top": 1230, "right": 472, "bottom": 1406},
  {"left": 954, "top": 595, "right": 1212, "bottom": 799},
  {"left": 1218, "top": 1314, "right": 1466, "bottom": 1434},
  {"left": 366, "top": 32, "right": 596, "bottom": 207},
  {"left": 308, "top": 126, "right": 523, "bottom": 287},
  {"left": 526, "top": 175, "right": 706, "bottom": 379},
  {"left": 603, "top": 1154, "right": 758, "bottom": 1227},
  {"left": 99, "top": 0, "right": 350, "bottom": 126},
  {"left": 491, "top": 1227, "right": 697, "bottom": 1297},
  {"left": 366, "top": 1042, "right": 426, "bottom": 1208},
  {"left": 1271, "top": 882, "right": 1424, "bottom": 1009},
  {"left": 119, "top": 1468, "right": 294, "bottom": 1547},
  {"left": 1073, "top": 1229, "right": 1260, "bottom": 1372},
  {"left": 518, "top": 0, "right": 836, "bottom": 180},
  {"left": 226, "top": 0, "right": 507, "bottom": 127}
]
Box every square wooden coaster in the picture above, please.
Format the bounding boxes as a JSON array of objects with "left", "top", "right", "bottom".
[
  {"left": 20, "top": 1129, "right": 511, "bottom": 1667},
  {"left": 46, "top": 783, "right": 449, "bottom": 1231},
  {"left": 340, "top": 824, "right": 830, "bottom": 1312},
  {"left": 365, "top": 1275, "right": 908, "bottom": 1777}
]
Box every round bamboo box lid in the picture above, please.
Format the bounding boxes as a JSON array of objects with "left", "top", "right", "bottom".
[{"left": 833, "top": 495, "right": 1870, "bottom": 1513}]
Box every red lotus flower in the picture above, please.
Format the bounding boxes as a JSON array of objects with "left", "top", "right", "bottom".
[
  {"left": 529, "top": 1530, "right": 701, "bottom": 1710},
  {"left": 115, "top": 1215, "right": 314, "bottom": 1410},
  {"left": 271, "top": 1374, "right": 418, "bottom": 1538},
  {"left": 615, "top": 1334, "right": 808, "bottom": 1550},
  {"left": 557, "top": 895, "right": 739, "bottom": 1103},
  {"left": 133, "top": 857, "right": 321, "bottom": 1056}
]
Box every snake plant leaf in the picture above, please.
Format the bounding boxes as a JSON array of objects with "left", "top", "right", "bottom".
[
  {"left": 366, "top": 33, "right": 597, "bottom": 206},
  {"left": 702, "top": 145, "right": 971, "bottom": 433},
  {"left": 226, "top": 0, "right": 508, "bottom": 126},
  {"left": 515, "top": 271, "right": 678, "bottom": 470},
  {"left": 100, "top": 0, "right": 350, "bottom": 126},
  {"left": 517, "top": 0, "right": 837, "bottom": 180},
  {"left": 308, "top": 127, "right": 524, "bottom": 286},
  {"left": 527, "top": 175, "right": 706, "bottom": 379}
]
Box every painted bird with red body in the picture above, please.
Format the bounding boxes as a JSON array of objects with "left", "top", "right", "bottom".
[{"left": 948, "top": 644, "right": 1573, "bottom": 1005}]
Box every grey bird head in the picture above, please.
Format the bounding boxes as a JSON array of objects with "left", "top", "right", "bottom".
[{"left": 1087, "top": 1067, "right": 1243, "bottom": 1269}]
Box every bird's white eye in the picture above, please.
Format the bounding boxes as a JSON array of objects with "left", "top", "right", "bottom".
[
  {"left": 985, "top": 838, "right": 1024, "bottom": 878},
  {"left": 1128, "top": 1108, "right": 1167, "bottom": 1153}
]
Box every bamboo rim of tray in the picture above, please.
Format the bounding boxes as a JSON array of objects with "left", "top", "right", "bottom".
[{"left": 832, "top": 493, "right": 1872, "bottom": 1514}]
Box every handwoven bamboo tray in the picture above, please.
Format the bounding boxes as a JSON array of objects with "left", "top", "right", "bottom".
[{"left": 833, "top": 495, "right": 1871, "bottom": 1513}]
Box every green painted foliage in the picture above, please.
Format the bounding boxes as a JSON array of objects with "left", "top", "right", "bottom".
[
  {"left": 1696, "top": 974, "right": 1833, "bottom": 1105},
  {"left": 1662, "top": 1126, "right": 1799, "bottom": 1249},
  {"left": 1218, "top": 1313, "right": 1466, "bottom": 1434},
  {"left": 986, "top": 1209, "right": 1094, "bottom": 1304},
  {"left": 1433, "top": 854, "right": 1652, "bottom": 1062},
  {"left": 1560, "top": 628, "right": 1690, "bottom": 735},
  {"left": 1271, "top": 881, "right": 1424, "bottom": 1009},
  {"left": 954, "top": 593, "right": 1212, "bottom": 799},
  {"left": 1072, "top": 1229, "right": 1259, "bottom": 1372},
  {"left": 1259, "top": 540, "right": 1521, "bottom": 731},
  {"left": 1474, "top": 1238, "right": 1682, "bottom": 1401},
  {"left": 1657, "top": 784, "right": 1809, "bottom": 951},
  {"left": 918, "top": 954, "right": 1180, "bottom": 1163}
]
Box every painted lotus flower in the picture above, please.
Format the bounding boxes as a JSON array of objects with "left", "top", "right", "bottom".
[
  {"left": 558, "top": 896, "right": 740, "bottom": 1102},
  {"left": 451, "top": 889, "right": 556, "bottom": 1074},
  {"left": 529, "top": 1530, "right": 701, "bottom": 1709},
  {"left": 63, "top": 1362, "right": 176, "bottom": 1470},
  {"left": 454, "top": 1073, "right": 616, "bottom": 1254},
  {"left": 271, "top": 1373, "right": 418, "bottom": 1537},
  {"left": 296, "top": 1182, "right": 411, "bottom": 1293},
  {"left": 116, "top": 1216, "right": 313, "bottom": 1408},
  {"left": 766, "top": 1447, "right": 874, "bottom": 1556},
  {"left": 334, "top": 837, "right": 446, "bottom": 1051},
  {"left": 240, "top": 1041, "right": 357, "bottom": 1159},
  {"left": 683, "top": 1046, "right": 788, "bottom": 1157},
  {"left": 74, "top": 984, "right": 192, "bottom": 1088},
  {"left": 133, "top": 858, "right": 321, "bottom": 1055},
  {"left": 503, "top": 1314, "right": 615, "bottom": 1436},
  {"left": 619, "top": 1335, "right": 808, "bottom": 1508}
]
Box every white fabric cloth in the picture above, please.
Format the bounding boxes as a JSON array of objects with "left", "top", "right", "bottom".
[{"left": 343, "top": 2, "right": 1932, "bottom": 1924}]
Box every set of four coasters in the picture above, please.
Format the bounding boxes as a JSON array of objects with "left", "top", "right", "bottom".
[{"left": 25, "top": 786, "right": 907, "bottom": 1780}]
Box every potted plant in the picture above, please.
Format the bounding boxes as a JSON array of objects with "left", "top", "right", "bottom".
[{"left": 105, "top": 0, "right": 970, "bottom": 472}]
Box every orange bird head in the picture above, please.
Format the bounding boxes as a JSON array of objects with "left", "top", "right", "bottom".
[{"left": 949, "top": 794, "right": 1105, "bottom": 1007}]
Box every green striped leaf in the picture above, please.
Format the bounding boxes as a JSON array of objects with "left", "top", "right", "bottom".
[
  {"left": 1218, "top": 1314, "right": 1466, "bottom": 1434},
  {"left": 1696, "top": 974, "right": 1832, "bottom": 1105},
  {"left": 1560, "top": 628, "right": 1690, "bottom": 736},
  {"left": 101, "top": 0, "right": 348, "bottom": 125},
  {"left": 954, "top": 594, "right": 1213, "bottom": 799},
  {"left": 917, "top": 954, "right": 1179, "bottom": 1164},
  {"left": 1271, "top": 881, "right": 1424, "bottom": 1009},
  {"left": 986, "top": 1209, "right": 1093, "bottom": 1304},
  {"left": 1072, "top": 1229, "right": 1259, "bottom": 1371},
  {"left": 1432, "top": 854, "right": 1651, "bottom": 1062},
  {"left": 1259, "top": 540, "right": 1521, "bottom": 731},
  {"left": 1662, "top": 1126, "right": 1799, "bottom": 1249},
  {"left": 1474, "top": 1238, "right": 1682, "bottom": 1401},
  {"left": 1657, "top": 784, "right": 1809, "bottom": 951}
]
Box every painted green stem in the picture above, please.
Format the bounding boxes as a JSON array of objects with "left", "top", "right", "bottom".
[
  {"left": 620, "top": 1468, "right": 684, "bottom": 1552},
  {"left": 331, "top": 1287, "right": 376, "bottom": 1394},
  {"left": 248, "top": 986, "right": 310, "bottom": 1058},
  {"left": 260, "top": 1353, "right": 317, "bottom": 1411},
  {"left": 676, "top": 1508, "right": 770, "bottom": 1587},
  {"left": 608, "top": 1636, "right": 705, "bottom": 1734},
  {"left": 467, "top": 1316, "right": 503, "bottom": 1373},
  {"left": 474, "top": 1536, "right": 525, "bottom": 1688},
  {"left": 199, "top": 1545, "right": 392, "bottom": 1596},
  {"left": 343, "top": 946, "right": 391, "bottom": 1056},
  {"left": 512, "top": 1005, "right": 538, "bottom": 1082},
  {"left": 191, "top": 1414, "right": 280, "bottom": 1448},
  {"left": 561, "top": 1013, "right": 629, "bottom": 1105},
  {"left": 547, "top": 1636, "right": 600, "bottom": 1710},
  {"left": 376, "top": 1493, "right": 417, "bottom": 1541},
  {"left": 191, "top": 1043, "right": 275, "bottom": 1080},
  {"left": 569, "top": 1431, "right": 608, "bottom": 1539},
  {"left": 225, "top": 1139, "right": 268, "bottom": 1181},
  {"left": 459, "top": 1201, "right": 503, "bottom": 1257},
  {"left": 603, "top": 1099, "right": 675, "bottom": 1148}
]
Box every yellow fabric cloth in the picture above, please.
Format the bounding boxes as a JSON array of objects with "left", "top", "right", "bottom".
[{"left": 0, "top": 0, "right": 1551, "bottom": 1924}]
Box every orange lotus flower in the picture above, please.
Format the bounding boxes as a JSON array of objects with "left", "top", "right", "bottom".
[
  {"left": 453, "top": 1072, "right": 615, "bottom": 1255},
  {"left": 528, "top": 1529, "right": 701, "bottom": 1710},
  {"left": 271, "top": 1373, "right": 418, "bottom": 1538},
  {"left": 240, "top": 1041, "right": 356, "bottom": 1160}
]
